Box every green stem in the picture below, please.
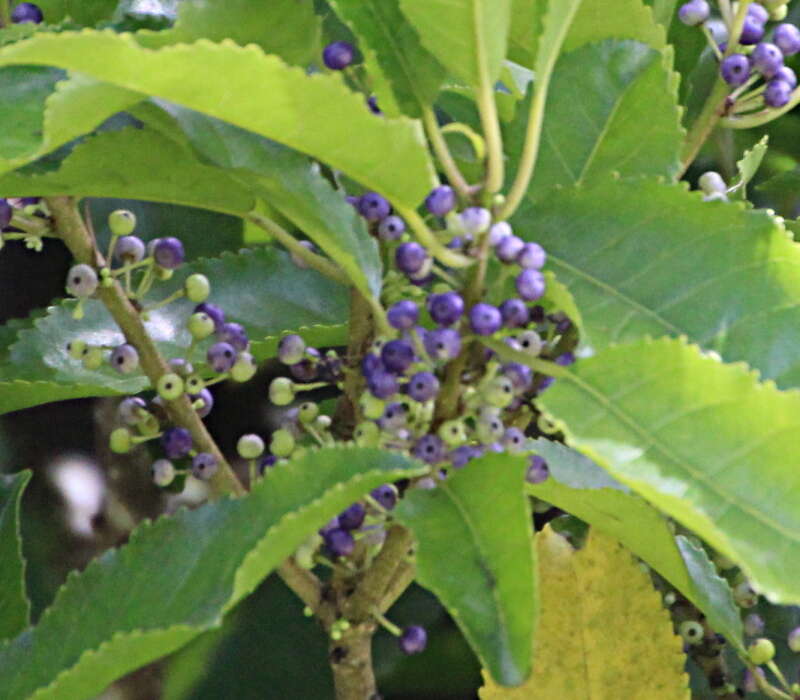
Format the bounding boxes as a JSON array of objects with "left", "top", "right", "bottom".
[
  {"left": 421, "top": 106, "right": 471, "bottom": 199},
  {"left": 0, "top": 1, "right": 10, "bottom": 27},
  {"left": 722, "top": 84, "right": 800, "bottom": 127},
  {"left": 473, "top": 5, "right": 503, "bottom": 196},
  {"left": 393, "top": 205, "right": 473, "bottom": 269},
  {"left": 142, "top": 288, "right": 185, "bottom": 313},
  {"left": 678, "top": 79, "right": 730, "bottom": 178}
]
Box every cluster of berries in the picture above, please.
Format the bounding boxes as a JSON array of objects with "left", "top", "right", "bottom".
[{"left": 679, "top": 1, "right": 799, "bottom": 109}]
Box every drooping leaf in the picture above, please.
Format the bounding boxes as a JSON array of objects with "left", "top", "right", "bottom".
[
  {"left": 507, "top": 40, "right": 681, "bottom": 198},
  {"left": 136, "top": 0, "right": 321, "bottom": 67},
  {"left": 517, "top": 178, "right": 800, "bottom": 388},
  {"left": 564, "top": 0, "right": 667, "bottom": 52},
  {"left": 395, "top": 453, "right": 535, "bottom": 686},
  {"left": 0, "top": 30, "right": 435, "bottom": 209},
  {"left": 730, "top": 135, "right": 768, "bottom": 200},
  {"left": 0, "top": 471, "right": 31, "bottom": 641},
  {"left": 0, "top": 248, "right": 349, "bottom": 414},
  {"left": 528, "top": 439, "right": 745, "bottom": 651},
  {"left": 480, "top": 527, "right": 688, "bottom": 698},
  {"left": 539, "top": 336, "right": 800, "bottom": 604},
  {"left": 0, "top": 446, "right": 425, "bottom": 700},
  {"left": 328, "top": 0, "right": 445, "bottom": 117},
  {"left": 398, "top": 0, "right": 512, "bottom": 87}
]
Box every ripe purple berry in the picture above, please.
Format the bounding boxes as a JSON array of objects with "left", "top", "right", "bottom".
[
  {"left": 751, "top": 42, "right": 784, "bottom": 78},
  {"left": 278, "top": 334, "right": 306, "bottom": 365},
  {"left": 773, "top": 65, "right": 797, "bottom": 88},
  {"left": 110, "top": 343, "right": 139, "bottom": 374},
  {"left": 502, "top": 427, "right": 526, "bottom": 452},
  {"left": 378, "top": 215, "right": 405, "bottom": 240},
  {"left": 395, "top": 242, "right": 427, "bottom": 275},
  {"left": 0, "top": 199, "right": 11, "bottom": 229},
  {"left": 459, "top": 207, "right": 491, "bottom": 235},
  {"left": 152, "top": 237, "right": 185, "bottom": 269},
  {"left": 499, "top": 298, "right": 530, "bottom": 328},
  {"left": 371, "top": 484, "right": 398, "bottom": 510},
  {"left": 407, "top": 371, "right": 440, "bottom": 402},
  {"left": 502, "top": 362, "right": 533, "bottom": 393},
  {"left": 774, "top": 23, "right": 800, "bottom": 56},
  {"left": 114, "top": 235, "right": 146, "bottom": 263},
  {"left": 358, "top": 192, "right": 391, "bottom": 221},
  {"left": 739, "top": 16, "right": 765, "bottom": 45},
  {"left": 322, "top": 41, "right": 355, "bottom": 70},
  {"left": 721, "top": 54, "right": 751, "bottom": 86},
  {"left": 66, "top": 263, "right": 98, "bottom": 297},
  {"left": 388, "top": 300, "right": 419, "bottom": 330},
  {"left": 765, "top": 79, "right": 792, "bottom": 107},
  {"left": 207, "top": 341, "right": 237, "bottom": 373},
  {"left": 526, "top": 455, "right": 549, "bottom": 484},
  {"left": 678, "top": 0, "right": 709, "bottom": 26},
  {"left": 428, "top": 291, "right": 464, "bottom": 326},
  {"left": 450, "top": 445, "right": 481, "bottom": 469},
  {"left": 516, "top": 269, "right": 546, "bottom": 301},
  {"left": 195, "top": 302, "right": 225, "bottom": 330},
  {"left": 489, "top": 221, "right": 512, "bottom": 246},
  {"left": 424, "top": 328, "right": 462, "bottom": 360},
  {"left": 399, "top": 626, "right": 427, "bottom": 655},
  {"left": 469, "top": 303, "right": 502, "bottom": 335},
  {"left": 495, "top": 235, "right": 525, "bottom": 263},
  {"left": 325, "top": 528, "right": 355, "bottom": 557},
  {"left": 11, "top": 2, "right": 43, "bottom": 23},
  {"left": 218, "top": 322, "right": 248, "bottom": 352},
  {"left": 517, "top": 242, "right": 547, "bottom": 269},
  {"left": 412, "top": 434, "right": 446, "bottom": 464},
  {"left": 381, "top": 339, "right": 415, "bottom": 374},
  {"left": 162, "top": 427, "right": 192, "bottom": 459},
  {"left": 747, "top": 3, "right": 768, "bottom": 25},
  {"left": 192, "top": 388, "right": 214, "bottom": 418},
  {"left": 338, "top": 503, "right": 366, "bottom": 530},
  {"left": 191, "top": 452, "right": 218, "bottom": 480},
  {"left": 424, "top": 186, "right": 456, "bottom": 216},
  {"left": 368, "top": 368, "right": 399, "bottom": 399}
]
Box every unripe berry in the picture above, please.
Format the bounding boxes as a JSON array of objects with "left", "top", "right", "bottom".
[
  {"left": 230, "top": 352, "right": 257, "bottom": 382},
  {"left": 109, "top": 209, "right": 136, "bottom": 236},
  {"left": 110, "top": 427, "right": 133, "bottom": 454},
  {"left": 770, "top": 5, "right": 788, "bottom": 20},
  {"left": 698, "top": 171, "right": 726, "bottom": 195},
  {"left": 476, "top": 415, "right": 504, "bottom": 443},
  {"left": 278, "top": 334, "right": 306, "bottom": 364},
  {"left": 82, "top": 346, "right": 104, "bottom": 370},
  {"left": 67, "top": 339, "right": 87, "bottom": 360},
  {"left": 315, "top": 415, "right": 332, "bottom": 431},
  {"left": 517, "top": 330, "right": 543, "bottom": 356},
  {"left": 354, "top": 421, "right": 380, "bottom": 447},
  {"left": 66, "top": 263, "right": 98, "bottom": 297},
  {"left": 151, "top": 459, "right": 175, "bottom": 487},
  {"left": 438, "top": 419, "right": 467, "bottom": 446},
  {"left": 360, "top": 394, "right": 386, "bottom": 420},
  {"left": 679, "top": 620, "right": 704, "bottom": 645},
  {"left": 110, "top": 343, "right": 140, "bottom": 374},
  {"left": 733, "top": 581, "right": 758, "bottom": 608},
  {"left": 502, "top": 427, "right": 526, "bottom": 452},
  {"left": 118, "top": 396, "right": 147, "bottom": 425},
  {"left": 157, "top": 373, "right": 184, "bottom": 400},
  {"left": 184, "top": 274, "right": 210, "bottom": 303},
  {"left": 192, "top": 388, "right": 214, "bottom": 418},
  {"left": 195, "top": 302, "right": 225, "bottom": 330},
  {"left": 191, "top": 452, "right": 218, "bottom": 480},
  {"left": 298, "top": 401, "right": 319, "bottom": 423},
  {"left": 744, "top": 613, "right": 765, "bottom": 637},
  {"left": 748, "top": 638, "right": 775, "bottom": 665},
  {"left": 271, "top": 428, "right": 296, "bottom": 457},
  {"left": 185, "top": 375, "right": 204, "bottom": 394},
  {"left": 114, "top": 235, "right": 146, "bottom": 263},
  {"left": 788, "top": 626, "right": 800, "bottom": 652},
  {"left": 169, "top": 358, "right": 194, "bottom": 377},
  {"left": 269, "top": 377, "right": 296, "bottom": 406},
  {"left": 484, "top": 376, "right": 515, "bottom": 408},
  {"left": 237, "top": 433, "right": 265, "bottom": 459}
]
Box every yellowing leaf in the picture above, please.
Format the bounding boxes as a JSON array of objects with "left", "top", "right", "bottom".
[{"left": 480, "top": 527, "right": 688, "bottom": 699}]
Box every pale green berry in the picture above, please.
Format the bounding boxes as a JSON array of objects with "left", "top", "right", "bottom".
[
  {"left": 187, "top": 312, "right": 215, "bottom": 340},
  {"left": 138, "top": 413, "right": 161, "bottom": 437},
  {"left": 476, "top": 415, "right": 504, "bottom": 443},
  {"left": 679, "top": 620, "right": 704, "bottom": 645},
  {"left": 483, "top": 376, "right": 514, "bottom": 408},
  {"left": 82, "top": 346, "right": 105, "bottom": 370},
  {"left": 66, "top": 263, "right": 98, "bottom": 298},
  {"left": 184, "top": 274, "right": 210, "bottom": 303},
  {"left": 237, "top": 433, "right": 265, "bottom": 459},
  {"left": 151, "top": 459, "right": 175, "bottom": 487},
  {"left": 271, "top": 429, "right": 295, "bottom": 457},
  {"left": 298, "top": 401, "right": 319, "bottom": 423},
  {"left": 155, "top": 267, "right": 173, "bottom": 281},
  {"left": 269, "top": 377, "right": 295, "bottom": 406},
  {"left": 770, "top": 5, "right": 788, "bottom": 20},
  {"left": 438, "top": 419, "right": 467, "bottom": 447},
  {"left": 748, "top": 638, "right": 775, "bottom": 665},
  {"left": 185, "top": 375, "right": 204, "bottom": 394},
  {"left": 360, "top": 394, "right": 385, "bottom": 420},
  {"left": 733, "top": 581, "right": 758, "bottom": 608},
  {"left": 698, "top": 171, "right": 726, "bottom": 195},
  {"left": 109, "top": 209, "right": 136, "bottom": 236},
  {"left": 314, "top": 415, "right": 332, "bottom": 431},
  {"left": 517, "top": 330, "right": 543, "bottom": 356},
  {"left": 295, "top": 534, "right": 322, "bottom": 569},
  {"left": 157, "top": 373, "right": 184, "bottom": 400},
  {"left": 110, "top": 427, "right": 132, "bottom": 454},
  {"left": 67, "top": 339, "right": 87, "bottom": 360},
  {"left": 354, "top": 421, "right": 379, "bottom": 447},
  {"left": 230, "top": 352, "right": 257, "bottom": 383}
]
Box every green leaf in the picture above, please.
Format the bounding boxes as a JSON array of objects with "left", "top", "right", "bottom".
[
  {"left": 517, "top": 178, "right": 800, "bottom": 388},
  {"left": 508, "top": 40, "right": 681, "bottom": 198},
  {"left": 757, "top": 168, "right": 800, "bottom": 218},
  {"left": 34, "top": 0, "right": 117, "bottom": 25},
  {"left": 675, "top": 536, "right": 744, "bottom": 651},
  {"left": 528, "top": 439, "right": 745, "bottom": 652},
  {"left": 644, "top": 0, "right": 679, "bottom": 27},
  {"left": 0, "top": 446, "right": 425, "bottom": 700},
  {"left": 395, "top": 453, "right": 535, "bottom": 686},
  {"left": 538, "top": 336, "right": 800, "bottom": 604},
  {"left": 135, "top": 0, "right": 321, "bottom": 67},
  {"left": 0, "top": 248, "right": 349, "bottom": 414},
  {"left": 564, "top": 0, "right": 667, "bottom": 52},
  {"left": 730, "top": 135, "right": 768, "bottom": 200},
  {"left": 328, "top": 0, "right": 445, "bottom": 117},
  {"left": 398, "top": 0, "right": 512, "bottom": 86},
  {"left": 156, "top": 105, "right": 383, "bottom": 299},
  {"left": 0, "top": 30, "right": 435, "bottom": 208},
  {"left": 0, "top": 127, "right": 256, "bottom": 216},
  {"left": 508, "top": 0, "right": 545, "bottom": 67},
  {"left": 0, "top": 471, "right": 31, "bottom": 641}
]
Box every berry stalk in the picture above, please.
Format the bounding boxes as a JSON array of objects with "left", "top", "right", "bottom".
[{"left": 421, "top": 106, "right": 471, "bottom": 200}]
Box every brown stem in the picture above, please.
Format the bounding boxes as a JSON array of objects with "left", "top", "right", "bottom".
[{"left": 47, "top": 196, "right": 246, "bottom": 498}]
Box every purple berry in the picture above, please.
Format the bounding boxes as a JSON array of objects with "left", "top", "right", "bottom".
[
  {"left": 371, "top": 484, "right": 398, "bottom": 509},
  {"left": 459, "top": 207, "right": 491, "bottom": 235},
  {"left": 425, "top": 186, "right": 456, "bottom": 216},
  {"left": 516, "top": 269, "right": 546, "bottom": 301},
  {"left": 381, "top": 402, "right": 409, "bottom": 430},
  {"left": 407, "top": 371, "right": 440, "bottom": 402},
  {"left": 217, "top": 322, "right": 248, "bottom": 352},
  {"left": 751, "top": 42, "right": 784, "bottom": 77},
  {"left": 678, "top": 0, "right": 709, "bottom": 26},
  {"left": 361, "top": 352, "right": 382, "bottom": 379},
  {"left": 774, "top": 23, "right": 800, "bottom": 56},
  {"left": 291, "top": 358, "right": 318, "bottom": 382},
  {"left": 502, "top": 427, "right": 526, "bottom": 452},
  {"left": 152, "top": 237, "right": 185, "bottom": 269},
  {"left": 526, "top": 455, "right": 549, "bottom": 484},
  {"left": 428, "top": 291, "right": 464, "bottom": 326},
  {"left": 11, "top": 2, "right": 43, "bottom": 23},
  {"left": 162, "top": 427, "right": 192, "bottom": 459},
  {"left": 412, "top": 434, "right": 446, "bottom": 464},
  {"left": 0, "top": 199, "right": 11, "bottom": 229},
  {"left": 721, "top": 55, "right": 752, "bottom": 87},
  {"left": 489, "top": 221, "right": 512, "bottom": 246},
  {"left": 388, "top": 300, "right": 419, "bottom": 330},
  {"left": 469, "top": 303, "right": 502, "bottom": 335},
  {"left": 399, "top": 626, "right": 427, "bottom": 655},
  {"left": 747, "top": 3, "right": 768, "bottom": 24},
  {"left": 325, "top": 528, "right": 355, "bottom": 557},
  {"left": 424, "top": 328, "right": 462, "bottom": 360},
  {"left": 368, "top": 368, "right": 399, "bottom": 399},
  {"left": 195, "top": 302, "right": 225, "bottom": 330},
  {"left": 517, "top": 242, "right": 547, "bottom": 269},
  {"left": 378, "top": 215, "right": 405, "bottom": 240},
  {"left": 259, "top": 454, "right": 278, "bottom": 474},
  {"left": 323, "top": 41, "right": 355, "bottom": 70},
  {"left": 367, "top": 95, "right": 381, "bottom": 114},
  {"left": 114, "top": 235, "right": 146, "bottom": 263},
  {"left": 358, "top": 192, "right": 391, "bottom": 221},
  {"left": 191, "top": 452, "right": 218, "bottom": 480},
  {"left": 765, "top": 79, "right": 792, "bottom": 107},
  {"left": 499, "top": 298, "right": 530, "bottom": 328},
  {"left": 110, "top": 343, "right": 139, "bottom": 374},
  {"left": 338, "top": 503, "right": 366, "bottom": 530},
  {"left": 381, "top": 339, "right": 415, "bottom": 374},
  {"left": 395, "top": 242, "right": 427, "bottom": 275},
  {"left": 739, "top": 15, "right": 765, "bottom": 45},
  {"left": 192, "top": 388, "right": 214, "bottom": 418},
  {"left": 556, "top": 351, "right": 576, "bottom": 366},
  {"left": 495, "top": 235, "right": 525, "bottom": 263},
  {"left": 502, "top": 362, "right": 533, "bottom": 393},
  {"left": 207, "top": 341, "right": 237, "bottom": 373},
  {"left": 773, "top": 65, "right": 797, "bottom": 88},
  {"left": 450, "top": 445, "right": 480, "bottom": 469},
  {"left": 278, "top": 334, "right": 306, "bottom": 364}
]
